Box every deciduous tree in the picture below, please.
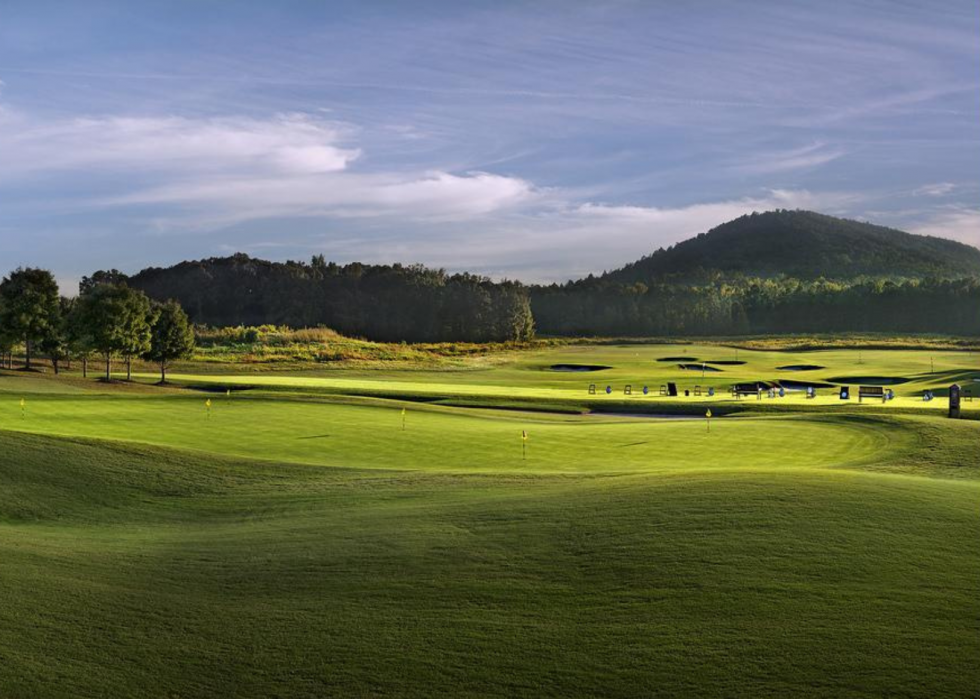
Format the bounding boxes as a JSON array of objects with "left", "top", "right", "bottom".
[
  {"left": 145, "top": 300, "right": 195, "bottom": 383},
  {"left": 76, "top": 283, "right": 154, "bottom": 381},
  {"left": 0, "top": 267, "right": 61, "bottom": 370}
]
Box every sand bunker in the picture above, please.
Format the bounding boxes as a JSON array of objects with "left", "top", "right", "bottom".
[
  {"left": 549, "top": 364, "right": 612, "bottom": 372},
  {"left": 703, "top": 360, "right": 746, "bottom": 366},
  {"left": 678, "top": 364, "right": 722, "bottom": 371},
  {"left": 657, "top": 356, "right": 699, "bottom": 362},
  {"left": 827, "top": 376, "right": 910, "bottom": 386},
  {"left": 777, "top": 365, "right": 824, "bottom": 371}
]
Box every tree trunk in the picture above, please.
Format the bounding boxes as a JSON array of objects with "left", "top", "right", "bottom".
[
  {"left": 126, "top": 356, "right": 132, "bottom": 381},
  {"left": 25, "top": 338, "right": 31, "bottom": 370},
  {"left": 105, "top": 353, "right": 111, "bottom": 382},
  {"left": 82, "top": 355, "right": 88, "bottom": 378},
  {"left": 53, "top": 356, "right": 59, "bottom": 375},
  {"left": 160, "top": 360, "right": 167, "bottom": 384}
]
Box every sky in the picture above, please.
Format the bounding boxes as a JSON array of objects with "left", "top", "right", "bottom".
[{"left": 1, "top": 0, "right": 978, "bottom": 292}]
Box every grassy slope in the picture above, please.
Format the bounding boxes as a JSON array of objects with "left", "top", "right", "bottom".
[
  {"left": 0, "top": 344, "right": 978, "bottom": 697},
  {"left": 1, "top": 427, "right": 977, "bottom": 698}
]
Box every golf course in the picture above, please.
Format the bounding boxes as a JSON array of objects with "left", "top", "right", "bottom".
[{"left": 1, "top": 342, "right": 978, "bottom": 697}]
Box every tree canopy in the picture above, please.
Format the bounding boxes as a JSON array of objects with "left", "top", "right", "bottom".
[
  {"left": 74, "top": 283, "right": 154, "bottom": 381},
  {"left": 0, "top": 267, "right": 61, "bottom": 370},
  {"left": 145, "top": 300, "right": 195, "bottom": 383}
]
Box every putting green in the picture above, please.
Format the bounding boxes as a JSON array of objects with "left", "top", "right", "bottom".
[{"left": 0, "top": 393, "right": 915, "bottom": 475}]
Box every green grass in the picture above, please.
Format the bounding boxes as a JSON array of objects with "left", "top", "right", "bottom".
[{"left": 0, "top": 342, "right": 978, "bottom": 697}]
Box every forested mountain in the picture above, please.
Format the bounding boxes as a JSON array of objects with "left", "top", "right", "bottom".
[
  {"left": 524, "top": 210, "right": 980, "bottom": 336},
  {"left": 111, "top": 255, "right": 534, "bottom": 343},
  {"left": 601, "top": 210, "right": 980, "bottom": 283}
]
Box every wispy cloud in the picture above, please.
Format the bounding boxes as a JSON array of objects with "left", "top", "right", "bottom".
[
  {"left": 103, "top": 170, "right": 538, "bottom": 227},
  {"left": 0, "top": 111, "right": 360, "bottom": 179},
  {"left": 913, "top": 182, "right": 956, "bottom": 197},
  {"left": 735, "top": 143, "right": 846, "bottom": 175}
]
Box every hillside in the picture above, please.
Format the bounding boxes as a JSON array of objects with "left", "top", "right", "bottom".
[{"left": 601, "top": 210, "right": 980, "bottom": 283}]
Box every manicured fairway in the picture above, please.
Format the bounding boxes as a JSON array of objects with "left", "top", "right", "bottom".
[
  {"left": 124, "top": 343, "right": 980, "bottom": 413},
  {"left": 0, "top": 345, "right": 978, "bottom": 697}
]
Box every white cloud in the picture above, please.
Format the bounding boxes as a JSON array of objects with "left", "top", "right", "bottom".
[
  {"left": 912, "top": 182, "right": 956, "bottom": 197},
  {"left": 908, "top": 207, "right": 980, "bottom": 247},
  {"left": 0, "top": 106, "right": 536, "bottom": 224},
  {"left": 0, "top": 111, "right": 360, "bottom": 178},
  {"left": 297, "top": 189, "right": 860, "bottom": 283},
  {"left": 101, "top": 169, "right": 537, "bottom": 226}
]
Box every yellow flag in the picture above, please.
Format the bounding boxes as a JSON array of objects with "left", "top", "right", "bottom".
[
  {"left": 706, "top": 409, "right": 712, "bottom": 418},
  {"left": 401, "top": 407, "right": 406, "bottom": 416},
  {"left": 522, "top": 430, "right": 528, "bottom": 441},
  {"left": 20, "top": 398, "right": 25, "bottom": 408},
  {"left": 226, "top": 388, "right": 231, "bottom": 396},
  {"left": 205, "top": 399, "right": 212, "bottom": 408}
]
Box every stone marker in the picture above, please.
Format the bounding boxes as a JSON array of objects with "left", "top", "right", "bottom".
[{"left": 949, "top": 383, "right": 961, "bottom": 419}]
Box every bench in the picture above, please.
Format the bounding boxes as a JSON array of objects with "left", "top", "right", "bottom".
[
  {"left": 732, "top": 383, "right": 764, "bottom": 400},
  {"left": 588, "top": 383, "right": 596, "bottom": 395},
  {"left": 859, "top": 386, "right": 886, "bottom": 403},
  {"left": 623, "top": 384, "right": 632, "bottom": 395}
]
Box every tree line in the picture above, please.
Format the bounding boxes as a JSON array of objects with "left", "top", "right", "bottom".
[
  {"left": 117, "top": 254, "right": 536, "bottom": 343},
  {"left": 530, "top": 275, "right": 980, "bottom": 336},
  {"left": 2, "top": 262, "right": 976, "bottom": 364},
  {"left": 0, "top": 268, "right": 194, "bottom": 382}
]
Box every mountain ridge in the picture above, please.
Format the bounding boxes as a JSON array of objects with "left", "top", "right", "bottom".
[{"left": 597, "top": 210, "right": 980, "bottom": 284}]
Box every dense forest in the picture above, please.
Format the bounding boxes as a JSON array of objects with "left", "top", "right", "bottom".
[
  {"left": 83, "top": 210, "right": 979, "bottom": 341},
  {"left": 120, "top": 255, "right": 535, "bottom": 343},
  {"left": 530, "top": 276, "right": 980, "bottom": 336}
]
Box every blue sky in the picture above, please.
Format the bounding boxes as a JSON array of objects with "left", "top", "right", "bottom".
[{"left": 1, "top": 0, "right": 978, "bottom": 290}]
